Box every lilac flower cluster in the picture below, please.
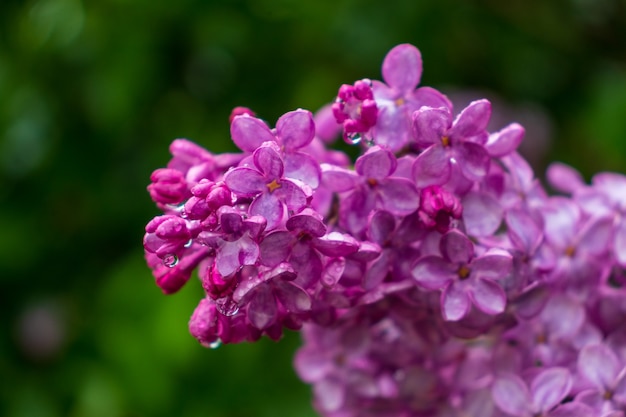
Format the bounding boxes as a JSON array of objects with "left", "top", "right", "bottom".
[{"left": 143, "top": 44, "right": 626, "bottom": 416}]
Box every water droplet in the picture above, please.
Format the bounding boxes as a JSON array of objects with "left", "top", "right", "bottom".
[
  {"left": 215, "top": 297, "right": 239, "bottom": 317},
  {"left": 163, "top": 254, "right": 179, "bottom": 268},
  {"left": 345, "top": 133, "right": 362, "bottom": 145},
  {"left": 184, "top": 239, "right": 193, "bottom": 248},
  {"left": 209, "top": 339, "right": 222, "bottom": 349},
  {"left": 180, "top": 209, "right": 188, "bottom": 219}
]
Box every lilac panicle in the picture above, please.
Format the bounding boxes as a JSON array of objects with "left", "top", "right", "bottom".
[{"left": 142, "top": 43, "right": 626, "bottom": 417}]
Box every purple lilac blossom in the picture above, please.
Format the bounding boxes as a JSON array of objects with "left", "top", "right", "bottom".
[{"left": 142, "top": 43, "right": 626, "bottom": 417}]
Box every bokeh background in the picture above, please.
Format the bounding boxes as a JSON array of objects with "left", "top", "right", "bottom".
[{"left": 1, "top": 0, "right": 625, "bottom": 416}]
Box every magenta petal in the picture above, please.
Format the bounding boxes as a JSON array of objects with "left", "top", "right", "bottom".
[
  {"left": 531, "top": 367, "right": 572, "bottom": 412},
  {"left": 247, "top": 284, "right": 277, "bottom": 330},
  {"left": 253, "top": 143, "right": 284, "bottom": 179},
  {"left": 470, "top": 279, "right": 506, "bottom": 315},
  {"left": 441, "top": 282, "right": 470, "bottom": 321},
  {"left": 224, "top": 167, "right": 267, "bottom": 196},
  {"left": 313, "top": 232, "right": 359, "bottom": 257},
  {"left": 321, "top": 164, "right": 359, "bottom": 192},
  {"left": 216, "top": 237, "right": 259, "bottom": 277},
  {"left": 471, "top": 250, "right": 512, "bottom": 281},
  {"left": 492, "top": 373, "right": 531, "bottom": 416},
  {"left": 549, "top": 403, "right": 595, "bottom": 417},
  {"left": 440, "top": 229, "right": 474, "bottom": 265},
  {"left": 372, "top": 104, "right": 411, "bottom": 152},
  {"left": 284, "top": 152, "right": 321, "bottom": 189},
  {"left": 615, "top": 220, "right": 626, "bottom": 266},
  {"left": 577, "top": 216, "right": 614, "bottom": 255},
  {"left": 412, "top": 106, "right": 450, "bottom": 148},
  {"left": 259, "top": 231, "right": 294, "bottom": 267},
  {"left": 378, "top": 178, "right": 420, "bottom": 216},
  {"left": 449, "top": 99, "right": 491, "bottom": 139},
  {"left": 355, "top": 146, "right": 397, "bottom": 179},
  {"left": 485, "top": 122, "right": 525, "bottom": 157},
  {"left": 368, "top": 210, "right": 396, "bottom": 245},
  {"left": 381, "top": 43, "right": 422, "bottom": 93},
  {"left": 363, "top": 252, "right": 390, "bottom": 290},
  {"left": 506, "top": 208, "right": 543, "bottom": 253},
  {"left": 412, "top": 144, "right": 451, "bottom": 188},
  {"left": 294, "top": 347, "right": 333, "bottom": 383},
  {"left": 462, "top": 191, "right": 503, "bottom": 237},
  {"left": 274, "top": 280, "right": 311, "bottom": 313},
  {"left": 547, "top": 162, "right": 585, "bottom": 194},
  {"left": 455, "top": 142, "right": 490, "bottom": 181},
  {"left": 412, "top": 256, "right": 455, "bottom": 289},
  {"left": 231, "top": 115, "right": 275, "bottom": 152},
  {"left": 249, "top": 192, "right": 284, "bottom": 230},
  {"left": 274, "top": 179, "right": 308, "bottom": 211},
  {"left": 286, "top": 209, "right": 326, "bottom": 237},
  {"left": 276, "top": 109, "right": 315, "bottom": 150},
  {"left": 578, "top": 344, "right": 620, "bottom": 389}
]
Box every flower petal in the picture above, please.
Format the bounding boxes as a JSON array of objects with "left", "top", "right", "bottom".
[
  {"left": 470, "top": 279, "right": 506, "bottom": 315},
  {"left": 485, "top": 122, "right": 525, "bottom": 157},
  {"left": 441, "top": 282, "right": 470, "bottom": 321},
  {"left": 412, "top": 144, "right": 451, "bottom": 188},
  {"left": 578, "top": 344, "right": 620, "bottom": 389},
  {"left": 231, "top": 115, "right": 275, "bottom": 152},
  {"left": 224, "top": 167, "right": 266, "bottom": 196},
  {"left": 455, "top": 141, "right": 490, "bottom": 181},
  {"left": 440, "top": 229, "right": 473, "bottom": 265},
  {"left": 412, "top": 256, "right": 456, "bottom": 290},
  {"left": 247, "top": 284, "right": 277, "bottom": 330},
  {"left": 284, "top": 152, "right": 321, "bottom": 189},
  {"left": 492, "top": 373, "right": 531, "bottom": 416},
  {"left": 449, "top": 99, "right": 491, "bottom": 140},
  {"left": 259, "top": 231, "right": 295, "bottom": 267},
  {"left": 531, "top": 367, "right": 572, "bottom": 412},
  {"left": 253, "top": 143, "right": 284, "bottom": 179},
  {"left": 412, "top": 106, "right": 450, "bottom": 148},
  {"left": 249, "top": 192, "right": 284, "bottom": 230},
  {"left": 462, "top": 191, "right": 503, "bottom": 237},
  {"left": 378, "top": 178, "right": 420, "bottom": 215},
  {"left": 274, "top": 280, "right": 312, "bottom": 313},
  {"left": 381, "top": 43, "right": 422, "bottom": 93},
  {"left": 355, "top": 146, "right": 397, "bottom": 179},
  {"left": 276, "top": 109, "right": 315, "bottom": 150}
]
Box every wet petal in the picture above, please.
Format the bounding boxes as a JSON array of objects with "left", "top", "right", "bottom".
[
  {"left": 313, "top": 232, "right": 360, "bottom": 257},
  {"left": 506, "top": 208, "right": 543, "bottom": 254},
  {"left": 259, "top": 231, "right": 295, "bottom": 267},
  {"left": 275, "top": 179, "right": 308, "bottom": 211},
  {"left": 449, "top": 99, "right": 491, "bottom": 139},
  {"left": 286, "top": 209, "right": 326, "bottom": 237},
  {"left": 412, "top": 256, "right": 456, "bottom": 290},
  {"left": 381, "top": 43, "right": 422, "bottom": 93},
  {"left": 363, "top": 252, "right": 391, "bottom": 290},
  {"left": 231, "top": 115, "right": 275, "bottom": 152},
  {"left": 440, "top": 229, "right": 474, "bottom": 265},
  {"left": 284, "top": 152, "right": 321, "bottom": 189},
  {"left": 615, "top": 220, "right": 626, "bottom": 266},
  {"left": 412, "top": 106, "right": 450, "bottom": 148},
  {"left": 485, "top": 122, "right": 525, "bottom": 157},
  {"left": 321, "top": 163, "right": 359, "bottom": 192},
  {"left": 274, "top": 280, "right": 311, "bottom": 313},
  {"left": 471, "top": 249, "right": 512, "bottom": 281},
  {"left": 577, "top": 216, "right": 614, "bottom": 256},
  {"left": 253, "top": 143, "right": 284, "bottom": 179},
  {"left": 247, "top": 284, "right": 277, "bottom": 330},
  {"left": 462, "top": 191, "right": 503, "bottom": 237},
  {"left": 368, "top": 210, "right": 396, "bottom": 245},
  {"left": 276, "top": 109, "right": 315, "bottom": 150},
  {"left": 492, "top": 373, "right": 531, "bottom": 416},
  {"left": 455, "top": 141, "right": 490, "bottom": 181},
  {"left": 378, "top": 178, "right": 420, "bottom": 215},
  {"left": 441, "top": 282, "right": 470, "bottom": 321},
  {"left": 470, "top": 279, "right": 506, "bottom": 315},
  {"left": 412, "top": 144, "right": 451, "bottom": 188},
  {"left": 223, "top": 167, "right": 266, "bottom": 196},
  {"left": 249, "top": 192, "right": 284, "bottom": 230},
  {"left": 531, "top": 367, "right": 572, "bottom": 412},
  {"left": 578, "top": 344, "right": 620, "bottom": 389},
  {"left": 355, "top": 146, "right": 397, "bottom": 179}
]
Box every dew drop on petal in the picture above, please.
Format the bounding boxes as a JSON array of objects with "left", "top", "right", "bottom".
[
  {"left": 345, "top": 133, "right": 362, "bottom": 145},
  {"left": 184, "top": 239, "right": 193, "bottom": 248},
  {"left": 209, "top": 339, "right": 222, "bottom": 349},
  {"left": 163, "top": 254, "right": 179, "bottom": 268},
  {"left": 216, "top": 297, "right": 240, "bottom": 317}
]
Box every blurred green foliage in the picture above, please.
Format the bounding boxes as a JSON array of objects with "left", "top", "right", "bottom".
[{"left": 1, "top": 0, "right": 625, "bottom": 416}]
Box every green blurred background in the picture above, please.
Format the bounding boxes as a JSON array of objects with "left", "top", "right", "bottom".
[{"left": 1, "top": 0, "right": 625, "bottom": 416}]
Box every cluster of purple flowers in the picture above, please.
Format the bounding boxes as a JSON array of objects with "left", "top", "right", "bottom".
[{"left": 143, "top": 44, "right": 626, "bottom": 416}]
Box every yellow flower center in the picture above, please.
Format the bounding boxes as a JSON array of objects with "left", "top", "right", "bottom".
[
  {"left": 267, "top": 179, "right": 281, "bottom": 193},
  {"left": 457, "top": 265, "right": 470, "bottom": 280},
  {"left": 441, "top": 136, "right": 450, "bottom": 147}
]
